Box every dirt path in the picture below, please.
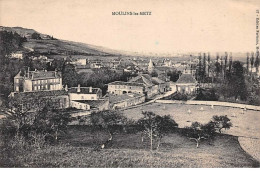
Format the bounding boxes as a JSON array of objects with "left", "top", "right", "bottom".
[{"left": 238, "top": 137, "right": 260, "bottom": 162}]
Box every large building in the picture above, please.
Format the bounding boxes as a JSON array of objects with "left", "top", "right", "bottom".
[
  {"left": 175, "top": 72, "right": 197, "bottom": 94},
  {"left": 108, "top": 74, "right": 167, "bottom": 98},
  {"left": 68, "top": 84, "right": 105, "bottom": 110},
  {"left": 11, "top": 70, "right": 107, "bottom": 111},
  {"left": 14, "top": 69, "right": 62, "bottom": 92},
  {"left": 108, "top": 81, "right": 145, "bottom": 95}
]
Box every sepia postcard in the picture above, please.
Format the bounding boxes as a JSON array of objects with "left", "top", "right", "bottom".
[{"left": 0, "top": 0, "right": 260, "bottom": 169}]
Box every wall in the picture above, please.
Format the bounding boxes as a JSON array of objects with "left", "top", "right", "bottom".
[
  {"left": 112, "top": 95, "right": 146, "bottom": 109},
  {"left": 155, "top": 100, "right": 260, "bottom": 111},
  {"left": 69, "top": 93, "right": 99, "bottom": 101},
  {"left": 70, "top": 100, "right": 90, "bottom": 110},
  {"left": 108, "top": 84, "right": 144, "bottom": 95}
]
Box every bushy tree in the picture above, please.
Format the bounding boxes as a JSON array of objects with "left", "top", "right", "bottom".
[
  {"left": 62, "top": 63, "right": 78, "bottom": 87},
  {"left": 183, "top": 121, "right": 215, "bottom": 148},
  {"left": 195, "top": 88, "right": 218, "bottom": 101},
  {"left": 137, "top": 111, "right": 178, "bottom": 150},
  {"left": 167, "top": 70, "right": 181, "bottom": 82},
  {"left": 211, "top": 115, "right": 232, "bottom": 133},
  {"left": 90, "top": 110, "right": 127, "bottom": 149},
  {"left": 2, "top": 97, "right": 72, "bottom": 149}
]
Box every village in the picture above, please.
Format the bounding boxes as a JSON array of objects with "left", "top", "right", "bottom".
[{"left": 0, "top": 0, "right": 260, "bottom": 167}]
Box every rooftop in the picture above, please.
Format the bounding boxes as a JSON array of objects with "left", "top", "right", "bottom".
[
  {"left": 21, "top": 70, "right": 62, "bottom": 80},
  {"left": 176, "top": 74, "right": 197, "bottom": 84},
  {"left": 108, "top": 81, "right": 145, "bottom": 87},
  {"left": 129, "top": 74, "right": 165, "bottom": 86}
]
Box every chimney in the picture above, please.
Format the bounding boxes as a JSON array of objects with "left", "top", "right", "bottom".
[
  {"left": 77, "top": 84, "right": 81, "bottom": 93},
  {"left": 65, "top": 85, "right": 68, "bottom": 92},
  {"left": 89, "top": 86, "right": 92, "bottom": 93}
]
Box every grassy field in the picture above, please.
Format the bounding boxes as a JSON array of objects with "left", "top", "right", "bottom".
[
  {"left": 1, "top": 126, "right": 259, "bottom": 168},
  {"left": 123, "top": 103, "right": 260, "bottom": 138}
]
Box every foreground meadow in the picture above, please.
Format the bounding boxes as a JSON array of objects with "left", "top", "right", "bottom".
[{"left": 1, "top": 126, "right": 259, "bottom": 168}]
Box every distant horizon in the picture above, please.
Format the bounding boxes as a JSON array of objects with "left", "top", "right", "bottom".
[
  {"left": 0, "top": 24, "right": 256, "bottom": 58},
  {"left": 1, "top": 0, "right": 259, "bottom": 55}
]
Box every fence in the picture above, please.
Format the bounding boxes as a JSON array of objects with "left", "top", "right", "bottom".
[{"left": 155, "top": 100, "right": 260, "bottom": 111}]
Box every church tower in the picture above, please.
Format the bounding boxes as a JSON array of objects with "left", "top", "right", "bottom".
[{"left": 148, "top": 59, "right": 154, "bottom": 73}]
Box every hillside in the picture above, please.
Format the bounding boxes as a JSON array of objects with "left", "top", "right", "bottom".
[{"left": 0, "top": 26, "right": 120, "bottom": 56}]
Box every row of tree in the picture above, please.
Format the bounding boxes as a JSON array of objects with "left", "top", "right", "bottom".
[
  {"left": 90, "top": 111, "right": 232, "bottom": 150},
  {"left": 1, "top": 98, "right": 232, "bottom": 152}
]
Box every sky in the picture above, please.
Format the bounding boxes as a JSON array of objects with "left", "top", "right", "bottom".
[{"left": 0, "top": 0, "right": 259, "bottom": 54}]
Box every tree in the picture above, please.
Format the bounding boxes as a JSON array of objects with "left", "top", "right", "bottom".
[
  {"left": 2, "top": 97, "right": 72, "bottom": 148},
  {"left": 227, "top": 61, "right": 247, "bottom": 100},
  {"left": 90, "top": 110, "right": 127, "bottom": 149},
  {"left": 31, "top": 32, "right": 41, "bottom": 40},
  {"left": 255, "top": 51, "right": 259, "bottom": 73},
  {"left": 195, "top": 88, "right": 218, "bottom": 101},
  {"left": 137, "top": 111, "right": 178, "bottom": 150},
  {"left": 167, "top": 70, "right": 181, "bottom": 82},
  {"left": 224, "top": 52, "right": 228, "bottom": 79},
  {"left": 183, "top": 121, "right": 215, "bottom": 148},
  {"left": 62, "top": 63, "right": 78, "bottom": 87},
  {"left": 211, "top": 115, "right": 232, "bottom": 133},
  {"left": 207, "top": 52, "right": 210, "bottom": 77},
  {"left": 246, "top": 52, "right": 250, "bottom": 74},
  {"left": 229, "top": 52, "right": 233, "bottom": 72},
  {"left": 34, "top": 107, "right": 71, "bottom": 142},
  {"left": 250, "top": 52, "right": 254, "bottom": 74}
]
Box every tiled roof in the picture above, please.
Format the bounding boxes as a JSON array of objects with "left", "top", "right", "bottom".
[
  {"left": 128, "top": 74, "right": 153, "bottom": 87},
  {"left": 26, "top": 70, "right": 61, "bottom": 80},
  {"left": 129, "top": 74, "right": 165, "bottom": 86},
  {"left": 68, "top": 87, "right": 101, "bottom": 94},
  {"left": 151, "top": 77, "right": 165, "bottom": 84},
  {"left": 108, "top": 81, "right": 145, "bottom": 87},
  {"left": 176, "top": 74, "right": 197, "bottom": 84}
]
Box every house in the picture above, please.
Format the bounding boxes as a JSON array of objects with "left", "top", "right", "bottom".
[
  {"left": 71, "top": 58, "right": 87, "bottom": 66},
  {"left": 9, "top": 51, "right": 24, "bottom": 59},
  {"left": 128, "top": 74, "right": 167, "bottom": 97},
  {"left": 107, "top": 93, "right": 145, "bottom": 109},
  {"left": 107, "top": 81, "right": 145, "bottom": 95},
  {"left": 175, "top": 73, "right": 197, "bottom": 94},
  {"left": 67, "top": 85, "right": 103, "bottom": 110},
  {"left": 14, "top": 69, "right": 63, "bottom": 92},
  {"left": 68, "top": 85, "right": 102, "bottom": 101}
]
